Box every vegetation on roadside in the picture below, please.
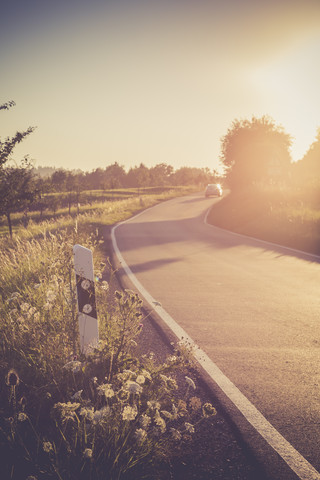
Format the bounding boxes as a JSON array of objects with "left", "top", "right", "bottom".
[{"left": 0, "top": 219, "right": 216, "bottom": 480}]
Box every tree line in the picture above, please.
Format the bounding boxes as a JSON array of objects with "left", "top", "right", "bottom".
[{"left": 1, "top": 101, "right": 319, "bottom": 237}]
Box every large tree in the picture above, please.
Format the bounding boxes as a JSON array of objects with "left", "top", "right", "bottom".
[
  {"left": 220, "top": 115, "right": 292, "bottom": 189},
  {"left": 0, "top": 163, "right": 38, "bottom": 237}
]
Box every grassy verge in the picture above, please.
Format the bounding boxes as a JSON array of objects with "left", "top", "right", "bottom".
[
  {"left": 0, "top": 186, "right": 220, "bottom": 480},
  {"left": 0, "top": 186, "right": 196, "bottom": 242},
  {"left": 207, "top": 185, "right": 320, "bottom": 256}
]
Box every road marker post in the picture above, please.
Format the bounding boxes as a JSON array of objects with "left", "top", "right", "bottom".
[{"left": 73, "top": 244, "right": 99, "bottom": 353}]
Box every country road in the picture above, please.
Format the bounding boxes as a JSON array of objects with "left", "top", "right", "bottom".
[{"left": 111, "top": 192, "right": 320, "bottom": 480}]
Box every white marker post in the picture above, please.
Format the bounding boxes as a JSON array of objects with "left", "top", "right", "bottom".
[{"left": 73, "top": 244, "right": 99, "bottom": 353}]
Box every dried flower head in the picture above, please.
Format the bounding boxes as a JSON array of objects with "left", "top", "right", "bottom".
[
  {"left": 6, "top": 369, "right": 19, "bottom": 387},
  {"left": 202, "top": 402, "right": 217, "bottom": 417},
  {"left": 43, "top": 441, "right": 54, "bottom": 453},
  {"left": 83, "top": 448, "right": 93, "bottom": 459}
]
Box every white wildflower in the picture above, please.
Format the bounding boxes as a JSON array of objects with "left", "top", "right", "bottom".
[
  {"left": 17, "top": 412, "right": 28, "bottom": 422},
  {"left": 124, "top": 380, "right": 142, "bottom": 395},
  {"left": 166, "top": 355, "right": 177, "bottom": 363},
  {"left": 46, "top": 290, "right": 56, "bottom": 302},
  {"left": 43, "top": 441, "right": 54, "bottom": 453},
  {"left": 122, "top": 405, "right": 138, "bottom": 421},
  {"left": 80, "top": 407, "right": 94, "bottom": 421},
  {"left": 185, "top": 376, "right": 196, "bottom": 390},
  {"left": 134, "top": 428, "right": 147, "bottom": 444},
  {"left": 147, "top": 400, "right": 161, "bottom": 411},
  {"left": 136, "top": 375, "right": 145, "bottom": 385},
  {"left": 141, "top": 369, "right": 152, "bottom": 382},
  {"left": 154, "top": 411, "right": 166, "bottom": 433},
  {"left": 63, "top": 361, "right": 82, "bottom": 373},
  {"left": 139, "top": 414, "right": 151, "bottom": 429},
  {"left": 97, "top": 384, "right": 115, "bottom": 399},
  {"left": 185, "top": 422, "right": 195, "bottom": 434},
  {"left": 93, "top": 406, "right": 111, "bottom": 424},
  {"left": 101, "top": 281, "right": 109, "bottom": 290},
  {"left": 20, "top": 302, "right": 30, "bottom": 312},
  {"left": 83, "top": 448, "right": 93, "bottom": 459}
]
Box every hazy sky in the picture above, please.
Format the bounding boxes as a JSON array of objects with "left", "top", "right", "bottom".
[{"left": 1, "top": 0, "right": 320, "bottom": 172}]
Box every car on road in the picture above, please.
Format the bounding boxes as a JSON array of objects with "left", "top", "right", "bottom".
[{"left": 205, "top": 183, "right": 222, "bottom": 197}]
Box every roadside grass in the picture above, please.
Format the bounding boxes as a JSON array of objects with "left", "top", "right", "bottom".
[
  {"left": 0, "top": 185, "right": 218, "bottom": 480},
  {"left": 207, "top": 184, "right": 320, "bottom": 255}
]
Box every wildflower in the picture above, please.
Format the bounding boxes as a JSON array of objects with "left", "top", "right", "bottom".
[
  {"left": 202, "top": 402, "right": 217, "bottom": 417},
  {"left": 71, "top": 390, "right": 83, "bottom": 401},
  {"left": 122, "top": 405, "right": 138, "bottom": 421},
  {"left": 147, "top": 400, "right": 160, "bottom": 411},
  {"left": 136, "top": 375, "right": 145, "bottom": 385},
  {"left": 52, "top": 402, "right": 80, "bottom": 423},
  {"left": 166, "top": 355, "right": 177, "bottom": 363},
  {"left": 124, "top": 380, "right": 142, "bottom": 395},
  {"left": 170, "top": 427, "right": 182, "bottom": 441},
  {"left": 185, "top": 376, "right": 196, "bottom": 390},
  {"left": 185, "top": 422, "right": 195, "bottom": 434},
  {"left": 141, "top": 369, "right": 152, "bottom": 382},
  {"left": 139, "top": 414, "right": 151, "bottom": 429},
  {"left": 80, "top": 407, "right": 94, "bottom": 421},
  {"left": 154, "top": 411, "right": 166, "bottom": 433},
  {"left": 83, "top": 448, "right": 93, "bottom": 459},
  {"left": 20, "top": 302, "right": 31, "bottom": 312},
  {"left": 63, "top": 360, "right": 82, "bottom": 373},
  {"left": 93, "top": 406, "right": 110, "bottom": 424},
  {"left": 46, "top": 290, "right": 56, "bottom": 302},
  {"left": 18, "top": 412, "right": 28, "bottom": 422},
  {"left": 6, "top": 369, "right": 19, "bottom": 387},
  {"left": 189, "top": 396, "right": 202, "bottom": 411},
  {"left": 43, "top": 441, "right": 54, "bottom": 453},
  {"left": 101, "top": 281, "right": 109, "bottom": 291},
  {"left": 134, "top": 428, "right": 147, "bottom": 444},
  {"left": 97, "top": 384, "right": 115, "bottom": 399}
]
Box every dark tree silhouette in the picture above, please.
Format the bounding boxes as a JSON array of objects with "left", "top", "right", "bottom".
[{"left": 220, "top": 115, "right": 292, "bottom": 189}]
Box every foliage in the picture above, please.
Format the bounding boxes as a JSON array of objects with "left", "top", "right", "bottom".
[
  {"left": 220, "top": 115, "right": 292, "bottom": 189},
  {"left": 0, "top": 101, "right": 35, "bottom": 168},
  {"left": 0, "top": 227, "right": 216, "bottom": 479},
  {"left": 0, "top": 161, "right": 39, "bottom": 237}
]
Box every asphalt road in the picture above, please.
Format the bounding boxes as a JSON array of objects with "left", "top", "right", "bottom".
[{"left": 112, "top": 192, "right": 320, "bottom": 480}]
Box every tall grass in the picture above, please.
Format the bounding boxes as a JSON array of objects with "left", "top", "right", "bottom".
[{"left": 0, "top": 188, "right": 216, "bottom": 480}]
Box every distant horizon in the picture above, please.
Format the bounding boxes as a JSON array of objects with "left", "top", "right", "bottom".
[{"left": 1, "top": 0, "right": 319, "bottom": 173}]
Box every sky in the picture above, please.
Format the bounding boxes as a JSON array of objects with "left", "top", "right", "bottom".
[{"left": 1, "top": 0, "right": 320, "bottom": 173}]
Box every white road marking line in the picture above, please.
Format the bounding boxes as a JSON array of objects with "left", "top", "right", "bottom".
[{"left": 111, "top": 203, "right": 320, "bottom": 480}]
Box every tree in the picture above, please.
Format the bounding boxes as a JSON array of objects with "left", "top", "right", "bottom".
[
  {"left": 293, "top": 128, "right": 320, "bottom": 183},
  {"left": 220, "top": 115, "right": 292, "bottom": 189},
  {"left": 0, "top": 101, "right": 35, "bottom": 168},
  {"left": 0, "top": 163, "right": 38, "bottom": 237}
]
